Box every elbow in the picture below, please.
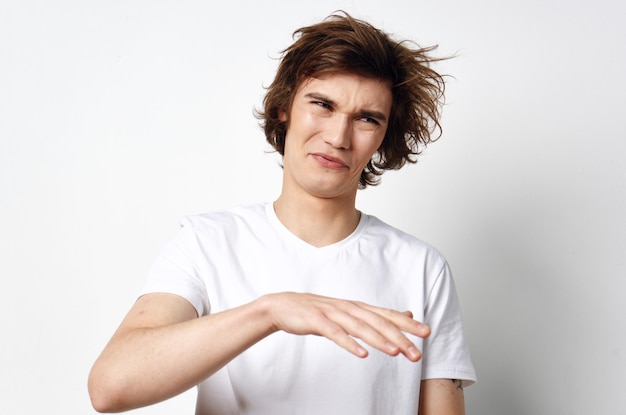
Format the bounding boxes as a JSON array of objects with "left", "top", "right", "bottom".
[
  {"left": 89, "top": 395, "right": 115, "bottom": 414},
  {"left": 88, "top": 380, "right": 113, "bottom": 413},
  {"left": 88, "top": 366, "right": 130, "bottom": 413}
]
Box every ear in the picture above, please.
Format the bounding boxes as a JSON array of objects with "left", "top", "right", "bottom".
[{"left": 279, "top": 111, "right": 287, "bottom": 122}]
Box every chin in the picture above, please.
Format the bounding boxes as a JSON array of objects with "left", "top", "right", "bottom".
[{"left": 307, "top": 183, "right": 357, "bottom": 200}]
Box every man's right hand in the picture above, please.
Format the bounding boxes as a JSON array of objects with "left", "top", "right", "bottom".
[
  {"left": 89, "top": 291, "right": 429, "bottom": 413},
  {"left": 263, "top": 292, "right": 430, "bottom": 361}
]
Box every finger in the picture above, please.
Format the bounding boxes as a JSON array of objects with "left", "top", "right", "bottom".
[
  {"left": 341, "top": 304, "right": 429, "bottom": 361},
  {"left": 359, "top": 303, "right": 431, "bottom": 338},
  {"left": 320, "top": 304, "right": 416, "bottom": 361},
  {"left": 316, "top": 319, "right": 369, "bottom": 358},
  {"left": 330, "top": 309, "right": 407, "bottom": 357}
]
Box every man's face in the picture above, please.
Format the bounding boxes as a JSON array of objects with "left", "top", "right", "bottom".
[{"left": 281, "top": 72, "right": 392, "bottom": 201}]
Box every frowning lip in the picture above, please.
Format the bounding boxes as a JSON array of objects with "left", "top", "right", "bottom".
[{"left": 310, "top": 152, "right": 349, "bottom": 169}]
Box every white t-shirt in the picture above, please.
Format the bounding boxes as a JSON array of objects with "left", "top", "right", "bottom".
[{"left": 141, "top": 203, "right": 476, "bottom": 414}]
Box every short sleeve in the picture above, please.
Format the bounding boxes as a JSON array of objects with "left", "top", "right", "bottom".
[
  {"left": 138, "top": 218, "right": 210, "bottom": 317},
  {"left": 421, "top": 262, "right": 477, "bottom": 386}
]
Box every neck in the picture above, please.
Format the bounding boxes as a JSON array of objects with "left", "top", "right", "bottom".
[{"left": 273, "top": 191, "right": 360, "bottom": 248}]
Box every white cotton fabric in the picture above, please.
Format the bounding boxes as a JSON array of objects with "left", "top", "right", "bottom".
[{"left": 140, "top": 203, "right": 476, "bottom": 415}]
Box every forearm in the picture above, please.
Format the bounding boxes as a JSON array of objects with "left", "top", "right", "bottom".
[
  {"left": 88, "top": 297, "right": 275, "bottom": 412},
  {"left": 89, "top": 291, "right": 431, "bottom": 412}
]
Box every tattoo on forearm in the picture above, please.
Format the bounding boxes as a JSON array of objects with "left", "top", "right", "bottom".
[{"left": 451, "top": 379, "right": 464, "bottom": 391}]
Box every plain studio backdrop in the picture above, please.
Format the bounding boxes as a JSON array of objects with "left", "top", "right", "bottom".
[{"left": 1, "top": 1, "right": 625, "bottom": 414}]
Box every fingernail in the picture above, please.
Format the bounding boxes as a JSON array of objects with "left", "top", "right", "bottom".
[{"left": 407, "top": 346, "right": 421, "bottom": 360}]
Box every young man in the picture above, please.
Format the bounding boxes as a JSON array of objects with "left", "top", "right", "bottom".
[{"left": 89, "top": 13, "right": 476, "bottom": 414}]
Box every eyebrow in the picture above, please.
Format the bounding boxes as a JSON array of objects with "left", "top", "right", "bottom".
[{"left": 304, "top": 93, "right": 388, "bottom": 123}]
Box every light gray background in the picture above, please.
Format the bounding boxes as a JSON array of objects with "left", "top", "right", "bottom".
[{"left": 1, "top": 1, "right": 625, "bottom": 414}]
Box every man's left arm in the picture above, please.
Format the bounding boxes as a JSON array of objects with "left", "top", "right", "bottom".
[{"left": 418, "top": 378, "right": 466, "bottom": 415}]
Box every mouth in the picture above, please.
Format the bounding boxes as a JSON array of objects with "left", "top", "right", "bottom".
[{"left": 310, "top": 153, "right": 349, "bottom": 169}]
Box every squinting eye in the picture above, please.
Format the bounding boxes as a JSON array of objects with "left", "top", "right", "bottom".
[
  {"left": 313, "top": 101, "right": 332, "bottom": 110},
  {"left": 361, "top": 117, "right": 379, "bottom": 125}
]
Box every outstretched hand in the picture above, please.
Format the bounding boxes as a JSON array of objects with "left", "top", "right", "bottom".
[{"left": 261, "top": 292, "right": 430, "bottom": 361}]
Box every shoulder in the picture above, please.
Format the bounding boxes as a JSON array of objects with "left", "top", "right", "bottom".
[
  {"left": 362, "top": 213, "right": 448, "bottom": 268},
  {"left": 364, "top": 214, "right": 441, "bottom": 252},
  {"left": 167, "top": 203, "right": 271, "bottom": 252},
  {"left": 180, "top": 203, "right": 268, "bottom": 234}
]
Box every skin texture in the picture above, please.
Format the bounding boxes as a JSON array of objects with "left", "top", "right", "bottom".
[
  {"left": 281, "top": 74, "right": 391, "bottom": 201},
  {"left": 419, "top": 379, "right": 466, "bottom": 415},
  {"left": 88, "top": 293, "right": 430, "bottom": 412},
  {"left": 88, "top": 73, "right": 466, "bottom": 414},
  {"left": 274, "top": 73, "right": 393, "bottom": 247}
]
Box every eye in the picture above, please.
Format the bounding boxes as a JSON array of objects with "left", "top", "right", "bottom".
[
  {"left": 312, "top": 100, "right": 332, "bottom": 110},
  {"left": 360, "top": 116, "right": 380, "bottom": 125}
]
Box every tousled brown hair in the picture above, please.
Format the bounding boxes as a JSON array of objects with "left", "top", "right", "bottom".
[{"left": 257, "top": 12, "right": 447, "bottom": 187}]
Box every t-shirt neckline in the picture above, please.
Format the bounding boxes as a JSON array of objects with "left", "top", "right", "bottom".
[{"left": 264, "top": 202, "right": 368, "bottom": 253}]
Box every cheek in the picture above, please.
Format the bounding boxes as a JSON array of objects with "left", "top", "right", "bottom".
[
  {"left": 288, "top": 112, "right": 322, "bottom": 141},
  {"left": 300, "top": 110, "right": 321, "bottom": 129},
  {"left": 351, "top": 142, "right": 381, "bottom": 171},
  {"left": 360, "top": 133, "right": 385, "bottom": 156}
]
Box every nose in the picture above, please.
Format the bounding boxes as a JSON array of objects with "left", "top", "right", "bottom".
[{"left": 325, "top": 115, "right": 352, "bottom": 149}]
